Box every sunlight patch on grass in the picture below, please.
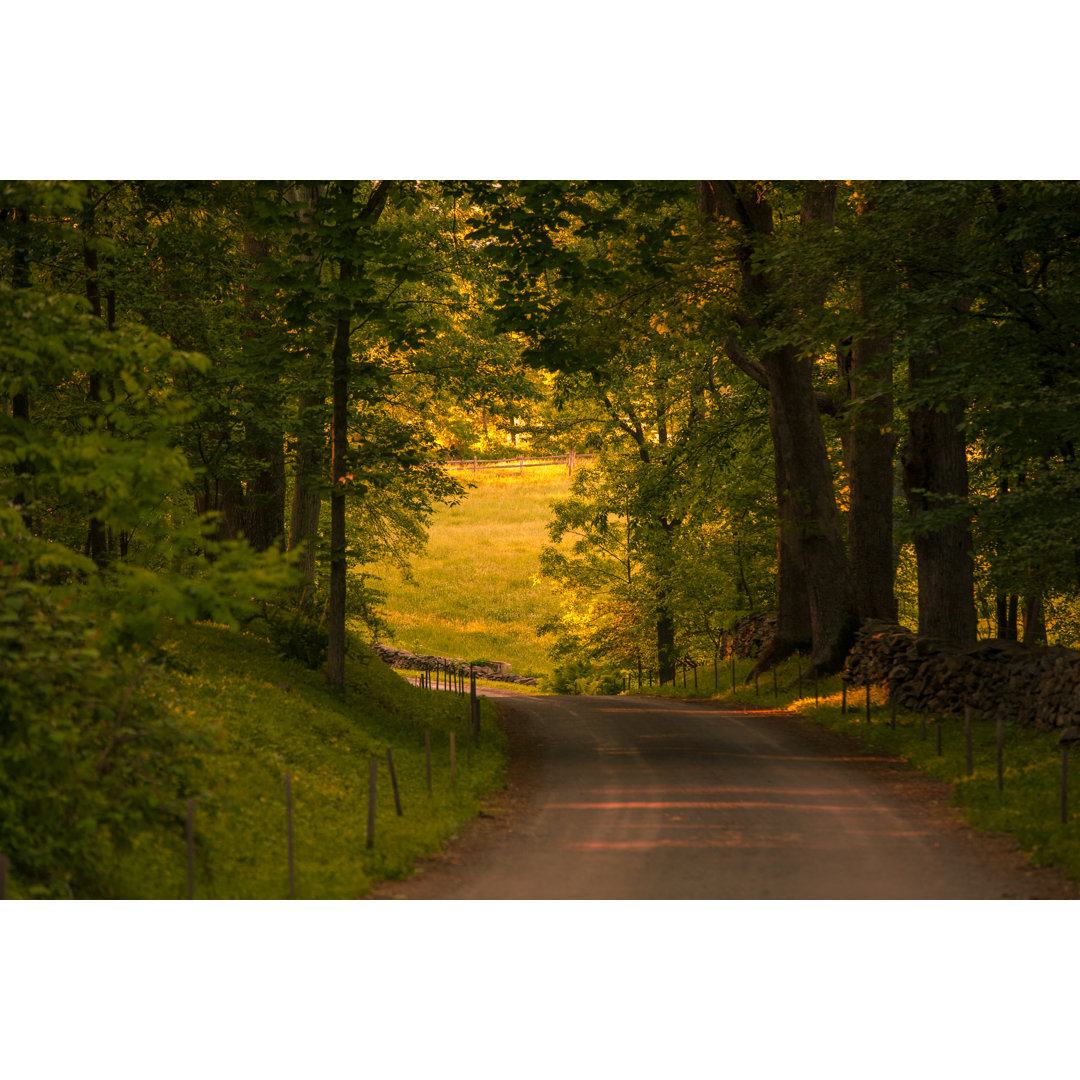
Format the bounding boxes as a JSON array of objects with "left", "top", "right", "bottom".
[{"left": 366, "top": 465, "right": 573, "bottom": 676}]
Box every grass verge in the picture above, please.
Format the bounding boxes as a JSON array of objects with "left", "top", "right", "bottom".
[
  {"left": 101, "top": 622, "right": 505, "bottom": 900},
  {"left": 627, "top": 654, "right": 1080, "bottom": 887}
]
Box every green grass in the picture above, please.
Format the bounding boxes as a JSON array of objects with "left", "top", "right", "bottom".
[
  {"left": 105, "top": 623, "right": 505, "bottom": 899},
  {"left": 632, "top": 654, "right": 1080, "bottom": 887},
  {"left": 366, "top": 464, "right": 572, "bottom": 678}
]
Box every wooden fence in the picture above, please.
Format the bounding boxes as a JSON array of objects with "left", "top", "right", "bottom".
[{"left": 441, "top": 452, "right": 593, "bottom": 475}]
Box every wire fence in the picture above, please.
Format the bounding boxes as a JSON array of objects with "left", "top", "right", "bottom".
[{"left": 0, "top": 671, "right": 486, "bottom": 901}]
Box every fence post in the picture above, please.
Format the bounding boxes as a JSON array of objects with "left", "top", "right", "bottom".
[
  {"left": 841, "top": 680, "right": 847, "bottom": 715},
  {"left": 1062, "top": 744, "right": 1069, "bottom": 825},
  {"left": 367, "top": 757, "right": 377, "bottom": 850},
  {"left": 964, "top": 703, "right": 973, "bottom": 777},
  {"left": 186, "top": 799, "right": 195, "bottom": 900},
  {"left": 387, "top": 747, "right": 403, "bottom": 816},
  {"left": 470, "top": 666, "right": 479, "bottom": 741},
  {"left": 284, "top": 772, "right": 296, "bottom": 899},
  {"left": 996, "top": 715, "right": 1004, "bottom": 792}
]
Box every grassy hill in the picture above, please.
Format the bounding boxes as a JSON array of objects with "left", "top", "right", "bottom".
[
  {"left": 93, "top": 623, "right": 504, "bottom": 900},
  {"left": 364, "top": 463, "right": 572, "bottom": 678}
]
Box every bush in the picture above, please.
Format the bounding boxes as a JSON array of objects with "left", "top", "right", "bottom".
[
  {"left": 545, "top": 658, "right": 623, "bottom": 695},
  {"left": 264, "top": 594, "right": 330, "bottom": 670},
  {"left": 0, "top": 569, "right": 206, "bottom": 897}
]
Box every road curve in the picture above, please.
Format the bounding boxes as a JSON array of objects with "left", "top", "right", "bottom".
[{"left": 371, "top": 691, "right": 1079, "bottom": 900}]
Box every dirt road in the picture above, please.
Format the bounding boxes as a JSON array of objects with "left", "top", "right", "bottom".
[{"left": 370, "top": 691, "right": 1079, "bottom": 900}]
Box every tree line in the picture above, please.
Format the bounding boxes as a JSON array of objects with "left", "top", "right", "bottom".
[
  {"left": 4, "top": 180, "right": 1080, "bottom": 890},
  {"left": 472, "top": 182, "right": 1080, "bottom": 684}
]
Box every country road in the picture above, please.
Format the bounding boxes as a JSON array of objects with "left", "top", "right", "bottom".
[{"left": 371, "top": 690, "right": 1079, "bottom": 900}]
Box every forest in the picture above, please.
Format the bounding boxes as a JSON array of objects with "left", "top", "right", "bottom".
[{"left": 4, "top": 179, "right": 1080, "bottom": 894}]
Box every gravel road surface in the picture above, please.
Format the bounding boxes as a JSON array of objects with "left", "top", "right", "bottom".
[{"left": 369, "top": 690, "right": 1079, "bottom": 900}]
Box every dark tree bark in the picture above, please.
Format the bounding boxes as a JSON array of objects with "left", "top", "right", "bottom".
[
  {"left": 326, "top": 248, "right": 353, "bottom": 692},
  {"left": 702, "top": 181, "right": 858, "bottom": 674},
  {"left": 752, "top": 452, "right": 812, "bottom": 675},
  {"left": 6, "top": 205, "right": 34, "bottom": 531},
  {"left": 81, "top": 203, "right": 109, "bottom": 568},
  {"left": 839, "top": 324, "right": 898, "bottom": 623},
  {"left": 288, "top": 388, "right": 324, "bottom": 588},
  {"left": 1022, "top": 592, "right": 1047, "bottom": 646},
  {"left": 995, "top": 592, "right": 1019, "bottom": 640},
  {"left": 326, "top": 181, "right": 392, "bottom": 693},
  {"left": 283, "top": 185, "right": 326, "bottom": 588},
  {"left": 235, "top": 234, "right": 287, "bottom": 552},
  {"left": 902, "top": 357, "right": 977, "bottom": 645},
  {"left": 656, "top": 607, "right": 676, "bottom": 685}
]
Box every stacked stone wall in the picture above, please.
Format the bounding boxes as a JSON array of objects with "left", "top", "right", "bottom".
[
  {"left": 727, "top": 611, "right": 779, "bottom": 659},
  {"left": 842, "top": 620, "right": 1080, "bottom": 731},
  {"left": 370, "top": 644, "right": 539, "bottom": 686}
]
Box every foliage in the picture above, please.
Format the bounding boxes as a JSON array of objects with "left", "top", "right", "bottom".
[
  {"left": 104, "top": 623, "right": 505, "bottom": 900},
  {"left": 544, "top": 658, "right": 623, "bottom": 696},
  {"left": 0, "top": 535, "right": 208, "bottom": 897}
]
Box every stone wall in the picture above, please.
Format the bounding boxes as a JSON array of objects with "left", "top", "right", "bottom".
[
  {"left": 370, "top": 644, "right": 539, "bottom": 686},
  {"left": 842, "top": 620, "right": 1080, "bottom": 731},
  {"left": 728, "top": 611, "right": 779, "bottom": 659}
]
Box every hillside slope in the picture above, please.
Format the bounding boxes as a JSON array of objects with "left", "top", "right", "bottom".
[{"left": 104, "top": 623, "right": 504, "bottom": 899}]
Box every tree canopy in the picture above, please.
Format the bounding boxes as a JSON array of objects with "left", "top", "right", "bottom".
[{"left": 6, "top": 177, "right": 1080, "bottom": 890}]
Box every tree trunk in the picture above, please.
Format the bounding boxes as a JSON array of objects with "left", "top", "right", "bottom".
[
  {"left": 1022, "top": 592, "right": 1047, "bottom": 646},
  {"left": 752, "top": 452, "right": 812, "bottom": 676},
  {"left": 288, "top": 388, "right": 324, "bottom": 589},
  {"left": 236, "top": 234, "right": 287, "bottom": 552},
  {"left": 81, "top": 203, "right": 109, "bottom": 568},
  {"left": 7, "top": 205, "right": 34, "bottom": 531},
  {"left": 701, "top": 181, "right": 858, "bottom": 674},
  {"left": 902, "top": 358, "right": 977, "bottom": 645},
  {"left": 839, "top": 325, "right": 898, "bottom": 623},
  {"left": 762, "top": 342, "right": 859, "bottom": 672},
  {"left": 656, "top": 607, "right": 676, "bottom": 685},
  {"left": 283, "top": 184, "right": 326, "bottom": 587},
  {"left": 326, "top": 252, "right": 353, "bottom": 693}
]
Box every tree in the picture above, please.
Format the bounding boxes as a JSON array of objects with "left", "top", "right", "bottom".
[{"left": 700, "top": 181, "right": 860, "bottom": 674}]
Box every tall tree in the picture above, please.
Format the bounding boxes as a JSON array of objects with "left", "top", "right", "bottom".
[{"left": 701, "top": 181, "right": 859, "bottom": 673}]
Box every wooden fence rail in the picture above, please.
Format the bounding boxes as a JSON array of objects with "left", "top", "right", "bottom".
[{"left": 440, "top": 452, "right": 594, "bottom": 475}]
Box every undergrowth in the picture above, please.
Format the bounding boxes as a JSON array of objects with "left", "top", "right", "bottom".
[{"left": 8, "top": 622, "right": 507, "bottom": 899}]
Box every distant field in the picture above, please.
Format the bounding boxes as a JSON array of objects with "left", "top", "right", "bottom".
[{"left": 361, "top": 464, "right": 573, "bottom": 677}]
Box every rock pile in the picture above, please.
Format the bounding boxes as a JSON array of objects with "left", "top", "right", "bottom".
[
  {"left": 369, "top": 644, "right": 539, "bottom": 686},
  {"left": 728, "top": 611, "right": 779, "bottom": 659},
  {"left": 842, "top": 619, "right": 1080, "bottom": 731}
]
